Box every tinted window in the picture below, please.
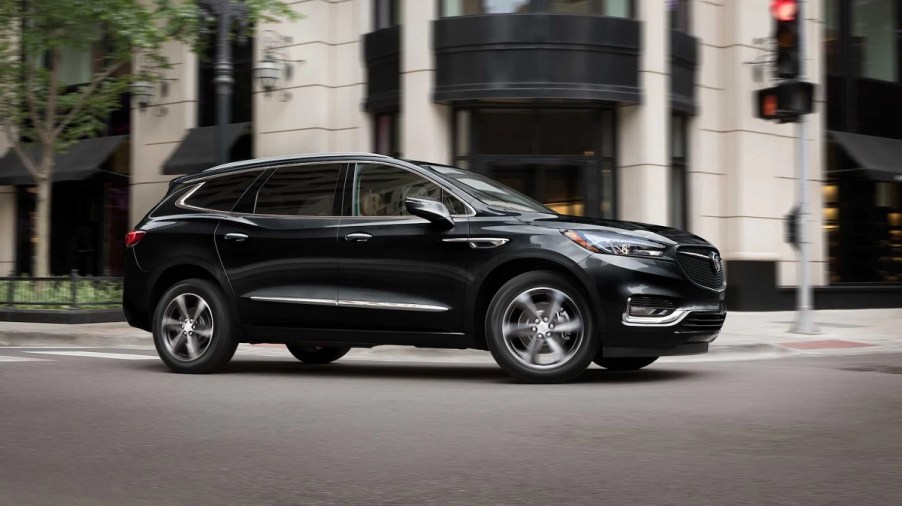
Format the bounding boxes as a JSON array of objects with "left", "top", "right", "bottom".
[
  {"left": 254, "top": 164, "right": 343, "bottom": 216},
  {"left": 183, "top": 172, "right": 260, "bottom": 212},
  {"left": 351, "top": 164, "right": 468, "bottom": 217}
]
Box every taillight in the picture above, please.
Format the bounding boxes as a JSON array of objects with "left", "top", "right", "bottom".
[{"left": 125, "top": 230, "right": 146, "bottom": 248}]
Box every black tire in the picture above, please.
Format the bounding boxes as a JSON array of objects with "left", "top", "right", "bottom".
[
  {"left": 594, "top": 356, "right": 659, "bottom": 371},
  {"left": 285, "top": 345, "right": 350, "bottom": 364},
  {"left": 151, "top": 278, "right": 239, "bottom": 374},
  {"left": 486, "top": 271, "right": 599, "bottom": 383}
]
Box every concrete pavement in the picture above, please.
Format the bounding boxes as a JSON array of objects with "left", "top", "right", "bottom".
[{"left": 0, "top": 308, "right": 900, "bottom": 362}]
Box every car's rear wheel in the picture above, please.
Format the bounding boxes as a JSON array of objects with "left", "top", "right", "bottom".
[
  {"left": 486, "top": 271, "right": 598, "bottom": 383},
  {"left": 152, "top": 279, "right": 238, "bottom": 374},
  {"left": 285, "top": 344, "right": 350, "bottom": 364},
  {"left": 594, "top": 356, "right": 659, "bottom": 371}
]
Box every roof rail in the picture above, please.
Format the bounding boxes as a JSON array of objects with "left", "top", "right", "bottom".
[{"left": 203, "top": 152, "right": 392, "bottom": 172}]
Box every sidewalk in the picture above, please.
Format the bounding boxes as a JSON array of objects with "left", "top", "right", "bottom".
[{"left": 1, "top": 308, "right": 900, "bottom": 362}]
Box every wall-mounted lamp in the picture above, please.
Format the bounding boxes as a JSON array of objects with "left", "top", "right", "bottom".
[
  {"left": 131, "top": 52, "right": 178, "bottom": 116},
  {"left": 256, "top": 29, "right": 303, "bottom": 102}
]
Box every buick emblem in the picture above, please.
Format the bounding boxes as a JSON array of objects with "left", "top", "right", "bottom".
[{"left": 709, "top": 252, "right": 722, "bottom": 274}]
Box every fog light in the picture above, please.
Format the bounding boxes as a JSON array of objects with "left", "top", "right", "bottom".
[{"left": 628, "top": 306, "right": 674, "bottom": 317}]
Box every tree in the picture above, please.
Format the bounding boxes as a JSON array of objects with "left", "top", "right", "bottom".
[{"left": 0, "top": 0, "right": 295, "bottom": 276}]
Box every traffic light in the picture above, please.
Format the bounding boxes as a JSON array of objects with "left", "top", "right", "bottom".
[
  {"left": 755, "top": 81, "right": 814, "bottom": 123},
  {"left": 771, "top": 0, "right": 799, "bottom": 79}
]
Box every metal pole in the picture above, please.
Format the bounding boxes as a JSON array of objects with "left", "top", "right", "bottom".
[
  {"left": 792, "top": 0, "right": 817, "bottom": 334},
  {"left": 214, "top": 0, "right": 234, "bottom": 165}
]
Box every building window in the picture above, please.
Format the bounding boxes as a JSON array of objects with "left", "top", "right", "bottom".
[
  {"left": 374, "top": 0, "right": 401, "bottom": 29},
  {"left": 197, "top": 34, "right": 253, "bottom": 128},
  {"left": 668, "top": 0, "right": 690, "bottom": 32},
  {"left": 671, "top": 114, "right": 688, "bottom": 229},
  {"left": 452, "top": 107, "right": 617, "bottom": 218},
  {"left": 373, "top": 112, "right": 400, "bottom": 158},
  {"left": 852, "top": 0, "right": 898, "bottom": 82},
  {"left": 441, "top": 0, "right": 632, "bottom": 17}
]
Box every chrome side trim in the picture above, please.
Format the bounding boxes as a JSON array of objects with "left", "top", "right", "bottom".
[
  {"left": 338, "top": 300, "right": 449, "bottom": 312},
  {"left": 621, "top": 297, "right": 689, "bottom": 327},
  {"left": 443, "top": 237, "right": 510, "bottom": 248},
  {"left": 249, "top": 296, "right": 448, "bottom": 312},
  {"left": 678, "top": 251, "right": 711, "bottom": 260},
  {"left": 249, "top": 296, "right": 337, "bottom": 306}
]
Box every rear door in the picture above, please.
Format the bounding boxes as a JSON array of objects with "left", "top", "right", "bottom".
[{"left": 216, "top": 162, "right": 346, "bottom": 329}]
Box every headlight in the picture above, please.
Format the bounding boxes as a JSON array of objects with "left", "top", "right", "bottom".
[{"left": 563, "top": 229, "right": 667, "bottom": 258}]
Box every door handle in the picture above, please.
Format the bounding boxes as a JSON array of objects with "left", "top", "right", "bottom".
[
  {"left": 224, "top": 233, "right": 248, "bottom": 242},
  {"left": 345, "top": 232, "right": 372, "bottom": 242}
]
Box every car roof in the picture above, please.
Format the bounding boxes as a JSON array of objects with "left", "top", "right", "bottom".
[{"left": 171, "top": 152, "right": 396, "bottom": 183}]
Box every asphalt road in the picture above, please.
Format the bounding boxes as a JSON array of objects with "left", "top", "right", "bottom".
[{"left": 1, "top": 348, "right": 900, "bottom": 505}]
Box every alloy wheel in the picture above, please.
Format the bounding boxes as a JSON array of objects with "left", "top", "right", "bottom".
[
  {"left": 501, "top": 287, "right": 585, "bottom": 369},
  {"left": 160, "top": 293, "right": 214, "bottom": 361}
]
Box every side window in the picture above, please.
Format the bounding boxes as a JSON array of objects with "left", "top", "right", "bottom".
[
  {"left": 351, "top": 164, "right": 468, "bottom": 217},
  {"left": 254, "top": 163, "right": 343, "bottom": 216},
  {"left": 183, "top": 171, "right": 260, "bottom": 212}
]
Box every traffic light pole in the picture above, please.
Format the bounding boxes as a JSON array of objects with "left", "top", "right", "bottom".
[{"left": 792, "top": 0, "right": 817, "bottom": 334}]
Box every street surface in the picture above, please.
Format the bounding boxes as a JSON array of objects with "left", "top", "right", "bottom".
[{"left": 1, "top": 346, "right": 900, "bottom": 505}]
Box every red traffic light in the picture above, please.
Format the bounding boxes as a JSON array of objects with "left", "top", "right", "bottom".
[{"left": 771, "top": 0, "right": 797, "bottom": 21}]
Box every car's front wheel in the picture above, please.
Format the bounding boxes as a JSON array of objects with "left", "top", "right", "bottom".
[
  {"left": 486, "top": 271, "right": 598, "bottom": 383},
  {"left": 285, "top": 345, "right": 350, "bottom": 364},
  {"left": 152, "top": 279, "right": 239, "bottom": 374},
  {"left": 594, "top": 356, "right": 659, "bottom": 371}
]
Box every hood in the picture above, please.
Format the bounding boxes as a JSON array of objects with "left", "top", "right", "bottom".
[{"left": 520, "top": 213, "right": 712, "bottom": 247}]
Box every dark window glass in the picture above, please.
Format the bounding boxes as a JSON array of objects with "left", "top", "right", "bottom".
[
  {"left": 374, "top": 112, "right": 400, "bottom": 158},
  {"left": 550, "top": 0, "right": 601, "bottom": 15},
  {"left": 668, "top": 0, "right": 691, "bottom": 32},
  {"left": 351, "top": 164, "right": 467, "bottom": 216},
  {"left": 185, "top": 172, "right": 260, "bottom": 212},
  {"left": 374, "top": 0, "right": 400, "bottom": 29},
  {"left": 442, "top": 0, "right": 532, "bottom": 16},
  {"left": 184, "top": 173, "right": 259, "bottom": 212},
  {"left": 852, "top": 0, "right": 898, "bottom": 82},
  {"left": 254, "top": 164, "right": 343, "bottom": 216},
  {"left": 671, "top": 114, "right": 688, "bottom": 229},
  {"left": 198, "top": 34, "right": 253, "bottom": 127}
]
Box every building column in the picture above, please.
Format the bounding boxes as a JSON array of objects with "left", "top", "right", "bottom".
[
  {"left": 401, "top": 0, "right": 451, "bottom": 162},
  {"left": 129, "top": 41, "right": 198, "bottom": 227},
  {"left": 617, "top": 1, "right": 670, "bottom": 224},
  {"left": 0, "top": 185, "right": 15, "bottom": 276}
]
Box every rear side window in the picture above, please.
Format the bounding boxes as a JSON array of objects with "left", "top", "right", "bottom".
[
  {"left": 254, "top": 163, "right": 343, "bottom": 216},
  {"left": 183, "top": 172, "right": 260, "bottom": 212}
]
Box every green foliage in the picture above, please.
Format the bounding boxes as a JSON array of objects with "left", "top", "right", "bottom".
[{"left": 0, "top": 277, "right": 123, "bottom": 310}]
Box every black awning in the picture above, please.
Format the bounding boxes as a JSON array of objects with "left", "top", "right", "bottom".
[
  {"left": 162, "top": 122, "right": 251, "bottom": 175},
  {"left": 829, "top": 131, "right": 902, "bottom": 183},
  {"left": 0, "top": 135, "right": 127, "bottom": 186}
]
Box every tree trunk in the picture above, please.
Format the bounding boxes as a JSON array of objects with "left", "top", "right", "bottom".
[{"left": 32, "top": 159, "right": 53, "bottom": 277}]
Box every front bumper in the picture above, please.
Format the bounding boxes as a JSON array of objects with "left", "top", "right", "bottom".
[{"left": 579, "top": 252, "right": 726, "bottom": 357}]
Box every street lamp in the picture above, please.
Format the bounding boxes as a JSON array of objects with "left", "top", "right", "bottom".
[
  {"left": 130, "top": 81, "right": 154, "bottom": 109},
  {"left": 254, "top": 55, "right": 281, "bottom": 95},
  {"left": 198, "top": 0, "right": 250, "bottom": 165}
]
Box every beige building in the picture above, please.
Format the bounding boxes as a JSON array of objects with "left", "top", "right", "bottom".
[{"left": 1, "top": 0, "right": 900, "bottom": 309}]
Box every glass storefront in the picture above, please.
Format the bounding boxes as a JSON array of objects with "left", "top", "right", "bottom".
[
  {"left": 452, "top": 107, "right": 616, "bottom": 218},
  {"left": 440, "top": 0, "right": 632, "bottom": 18}
]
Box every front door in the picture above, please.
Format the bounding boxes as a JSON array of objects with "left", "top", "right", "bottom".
[
  {"left": 216, "top": 162, "right": 345, "bottom": 329},
  {"left": 336, "top": 162, "right": 470, "bottom": 336}
]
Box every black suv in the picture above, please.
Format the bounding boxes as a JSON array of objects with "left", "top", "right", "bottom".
[{"left": 124, "top": 153, "right": 726, "bottom": 383}]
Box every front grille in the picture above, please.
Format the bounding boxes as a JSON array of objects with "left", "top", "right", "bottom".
[
  {"left": 628, "top": 295, "right": 675, "bottom": 310},
  {"left": 679, "top": 311, "right": 727, "bottom": 332},
  {"left": 677, "top": 247, "right": 725, "bottom": 290}
]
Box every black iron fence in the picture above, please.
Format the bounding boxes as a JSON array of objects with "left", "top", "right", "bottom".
[{"left": 0, "top": 270, "right": 122, "bottom": 309}]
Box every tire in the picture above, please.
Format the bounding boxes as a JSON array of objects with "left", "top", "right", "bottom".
[
  {"left": 285, "top": 344, "right": 350, "bottom": 364},
  {"left": 151, "top": 278, "right": 239, "bottom": 374},
  {"left": 594, "top": 356, "right": 659, "bottom": 371},
  {"left": 486, "top": 271, "right": 599, "bottom": 383}
]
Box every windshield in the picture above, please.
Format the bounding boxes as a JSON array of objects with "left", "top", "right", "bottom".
[{"left": 422, "top": 164, "right": 553, "bottom": 214}]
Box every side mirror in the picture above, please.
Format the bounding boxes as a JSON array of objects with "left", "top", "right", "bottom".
[{"left": 405, "top": 197, "right": 455, "bottom": 230}]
